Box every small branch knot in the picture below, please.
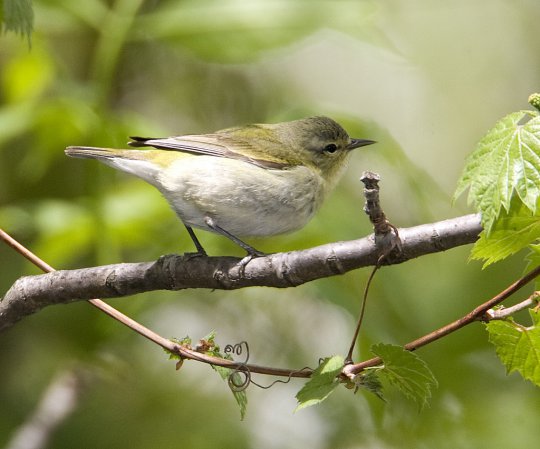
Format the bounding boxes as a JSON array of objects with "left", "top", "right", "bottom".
[
  {"left": 360, "top": 171, "right": 402, "bottom": 263},
  {"left": 360, "top": 171, "right": 393, "bottom": 236}
]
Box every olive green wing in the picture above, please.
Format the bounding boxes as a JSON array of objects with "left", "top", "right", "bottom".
[{"left": 128, "top": 133, "right": 290, "bottom": 170}]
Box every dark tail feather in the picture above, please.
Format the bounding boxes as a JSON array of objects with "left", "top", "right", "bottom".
[{"left": 128, "top": 136, "right": 155, "bottom": 147}]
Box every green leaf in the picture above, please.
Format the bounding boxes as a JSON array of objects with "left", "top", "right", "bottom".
[
  {"left": 372, "top": 343, "right": 437, "bottom": 409},
  {"left": 199, "top": 332, "right": 248, "bottom": 420},
  {"left": 1, "top": 0, "right": 34, "bottom": 42},
  {"left": 470, "top": 197, "right": 540, "bottom": 267},
  {"left": 134, "top": 1, "right": 376, "bottom": 63},
  {"left": 352, "top": 368, "right": 385, "bottom": 401},
  {"left": 486, "top": 310, "right": 540, "bottom": 387},
  {"left": 211, "top": 363, "right": 248, "bottom": 421},
  {"left": 167, "top": 332, "right": 248, "bottom": 419},
  {"left": 295, "top": 355, "right": 344, "bottom": 411},
  {"left": 455, "top": 110, "right": 540, "bottom": 233},
  {"left": 166, "top": 336, "right": 192, "bottom": 361}
]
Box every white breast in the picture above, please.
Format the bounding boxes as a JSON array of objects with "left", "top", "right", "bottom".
[{"left": 156, "top": 156, "right": 326, "bottom": 236}]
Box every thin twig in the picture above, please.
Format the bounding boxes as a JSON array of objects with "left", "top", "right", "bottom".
[
  {"left": 345, "top": 172, "right": 401, "bottom": 363},
  {"left": 483, "top": 291, "right": 539, "bottom": 320},
  {"left": 343, "top": 263, "right": 540, "bottom": 376},
  {"left": 345, "top": 265, "right": 379, "bottom": 363},
  {"left": 0, "top": 229, "right": 55, "bottom": 272}
]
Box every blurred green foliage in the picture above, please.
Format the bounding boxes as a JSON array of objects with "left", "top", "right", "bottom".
[
  {"left": 1, "top": 0, "right": 540, "bottom": 448},
  {"left": 0, "top": 0, "right": 33, "bottom": 41}
]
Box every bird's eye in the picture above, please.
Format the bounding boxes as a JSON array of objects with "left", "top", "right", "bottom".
[{"left": 323, "top": 143, "right": 338, "bottom": 153}]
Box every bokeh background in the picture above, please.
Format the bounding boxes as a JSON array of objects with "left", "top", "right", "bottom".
[{"left": 1, "top": 0, "right": 539, "bottom": 448}]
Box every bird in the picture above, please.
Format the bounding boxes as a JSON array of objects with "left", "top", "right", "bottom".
[{"left": 65, "top": 116, "right": 375, "bottom": 256}]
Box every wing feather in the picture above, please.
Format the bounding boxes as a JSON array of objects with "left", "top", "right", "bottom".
[{"left": 128, "top": 134, "right": 290, "bottom": 170}]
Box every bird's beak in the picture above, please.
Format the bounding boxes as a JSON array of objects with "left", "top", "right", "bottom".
[{"left": 347, "top": 138, "right": 376, "bottom": 150}]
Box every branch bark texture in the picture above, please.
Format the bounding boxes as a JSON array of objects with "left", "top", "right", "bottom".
[{"left": 1, "top": 214, "right": 481, "bottom": 331}]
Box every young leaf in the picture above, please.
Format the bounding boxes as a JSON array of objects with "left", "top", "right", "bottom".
[
  {"left": 371, "top": 343, "right": 437, "bottom": 409},
  {"left": 198, "top": 332, "right": 248, "bottom": 420},
  {"left": 198, "top": 330, "right": 219, "bottom": 354},
  {"left": 352, "top": 368, "right": 385, "bottom": 401},
  {"left": 165, "top": 336, "right": 192, "bottom": 361},
  {"left": 530, "top": 93, "right": 540, "bottom": 113},
  {"left": 470, "top": 197, "right": 540, "bottom": 267},
  {"left": 168, "top": 332, "right": 248, "bottom": 419},
  {"left": 455, "top": 110, "right": 540, "bottom": 233},
  {"left": 211, "top": 363, "right": 248, "bottom": 421},
  {"left": 295, "top": 355, "right": 344, "bottom": 411},
  {"left": 486, "top": 310, "right": 540, "bottom": 387}
]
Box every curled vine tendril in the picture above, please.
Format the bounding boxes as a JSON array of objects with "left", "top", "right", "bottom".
[
  {"left": 223, "top": 341, "right": 313, "bottom": 391},
  {"left": 224, "top": 341, "right": 251, "bottom": 391},
  {"left": 249, "top": 367, "right": 313, "bottom": 390},
  {"left": 224, "top": 341, "right": 248, "bottom": 358}
]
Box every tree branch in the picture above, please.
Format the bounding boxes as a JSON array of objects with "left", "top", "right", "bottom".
[
  {"left": 0, "top": 229, "right": 315, "bottom": 378},
  {"left": 1, "top": 213, "right": 481, "bottom": 331}
]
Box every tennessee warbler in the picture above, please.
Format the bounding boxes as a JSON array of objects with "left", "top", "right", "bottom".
[{"left": 65, "top": 116, "right": 374, "bottom": 256}]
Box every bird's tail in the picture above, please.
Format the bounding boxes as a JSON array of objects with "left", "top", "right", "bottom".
[
  {"left": 65, "top": 146, "right": 125, "bottom": 160},
  {"left": 65, "top": 146, "right": 162, "bottom": 183}
]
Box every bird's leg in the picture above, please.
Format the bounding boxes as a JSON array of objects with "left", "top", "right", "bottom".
[
  {"left": 184, "top": 224, "right": 207, "bottom": 257},
  {"left": 203, "top": 216, "right": 266, "bottom": 257}
]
